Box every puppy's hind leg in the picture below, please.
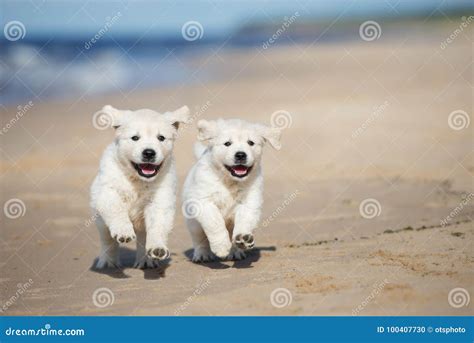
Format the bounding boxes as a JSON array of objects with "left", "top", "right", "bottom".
[
  {"left": 187, "top": 218, "right": 214, "bottom": 263},
  {"left": 95, "top": 216, "right": 120, "bottom": 268}
]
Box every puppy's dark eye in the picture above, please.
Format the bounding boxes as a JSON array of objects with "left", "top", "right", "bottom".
[
  {"left": 224, "top": 141, "right": 232, "bottom": 147},
  {"left": 248, "top": 140, "right": 255, "bottom": 146},
  {"left": 157, "top": 135, "right": 165, "bottom": 142},
  {"left": 131, "top": 136, "right": 140, "bottom": 141}
]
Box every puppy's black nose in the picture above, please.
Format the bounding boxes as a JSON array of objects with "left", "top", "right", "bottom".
[
  {"left": 234, "top": 151, "right": 247, "bottom": 162},
  {"left": 142, "top": 149, "right": 156, "bottom": 160}
]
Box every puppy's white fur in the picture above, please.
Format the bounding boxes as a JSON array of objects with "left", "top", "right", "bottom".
[
  {"left": 90, "top": 105, "right": 190, "bottom": 269},
  {"left": 182, "top": 118, "right": 281, "bottom": 262}
]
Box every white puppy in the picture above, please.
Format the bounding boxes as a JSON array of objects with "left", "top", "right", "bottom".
[
  {"left": 90, "top": 105, "right": 191, "bottom": 269},
  {"left": 182, "top": 119, "right": 282, "bottom": 262}
]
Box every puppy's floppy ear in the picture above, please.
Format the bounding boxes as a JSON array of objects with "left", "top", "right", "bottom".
[
  {"left": 166, "top": 106, "right": 191, "bottom": 130},
  {"left": 197, "top": 119, "right": 217, "bottom": 142},
  {"left": 258, "top": 125, "right": 282, "bottom": 150},
  {"left": 99, "top": 105, "right": 123, "bottom": 129}
]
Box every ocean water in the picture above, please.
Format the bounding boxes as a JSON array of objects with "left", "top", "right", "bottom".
[
  {"left": 1, "top": 44, "right": 199, "bottom": 105},
  {"left": 1, "top": 0, "right": 471, "bottom": 106}
]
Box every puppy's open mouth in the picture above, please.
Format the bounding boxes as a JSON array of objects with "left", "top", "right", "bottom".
[
  {"left": 225, "top": 165, "right": 253, "bottom": 178},
  {"left": 132, "top": 162, "right": 162, "bottom": 178}
]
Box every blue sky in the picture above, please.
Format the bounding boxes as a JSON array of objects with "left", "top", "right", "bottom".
[{"left": 2, "top": 0, "right": 472, "bottom": 40}]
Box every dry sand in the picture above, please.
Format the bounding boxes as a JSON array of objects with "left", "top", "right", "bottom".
[{"left": 0, "top": 21, "right": 472, "bottom": 315}]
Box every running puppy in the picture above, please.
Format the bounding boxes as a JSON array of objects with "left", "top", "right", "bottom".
[
  {"left": 91, "top": 105, "right": 190, "bottom": 268},
  {"left": 182, "top": 119, "right": 282, "bottom": 262}
]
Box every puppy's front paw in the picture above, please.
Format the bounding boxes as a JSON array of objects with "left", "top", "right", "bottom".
[
  {"left": 210, "top": 239, "right": 232, "bottom": 259},
  {"left": 233, "top": 234, "right": 255, "bottom": 250},
  {"left": 110, "top": 227, "right": 136, "bottom": 244},
  {"left": 147, "top": 247, "right": 170, "bottom": 260},
  {"left": 192, "top": 247, "right": 215, "bottom": 263}
]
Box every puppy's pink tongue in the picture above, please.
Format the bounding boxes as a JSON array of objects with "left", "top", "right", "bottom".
[
  {"left": 233, "top": 166, "right": 248, "bottom": 175},
  {"left": 140, "top": 163, "right": 157, "bottom": 175}
]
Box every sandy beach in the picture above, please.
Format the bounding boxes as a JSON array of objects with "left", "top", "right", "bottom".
[{"left": 0, "top": 20, "right": 472, "bottom": 316}]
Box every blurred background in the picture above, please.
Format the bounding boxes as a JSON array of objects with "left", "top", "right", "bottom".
[
  {"left": 0, "top": 1, "right": 472, "bottom": 316},
  {"left": 1, "top": 0, "right": 471, "bottom": 104}
]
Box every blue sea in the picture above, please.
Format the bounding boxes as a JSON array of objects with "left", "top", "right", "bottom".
[{"left": 0, "top": 0, "right": 471, "bottom": 105}]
